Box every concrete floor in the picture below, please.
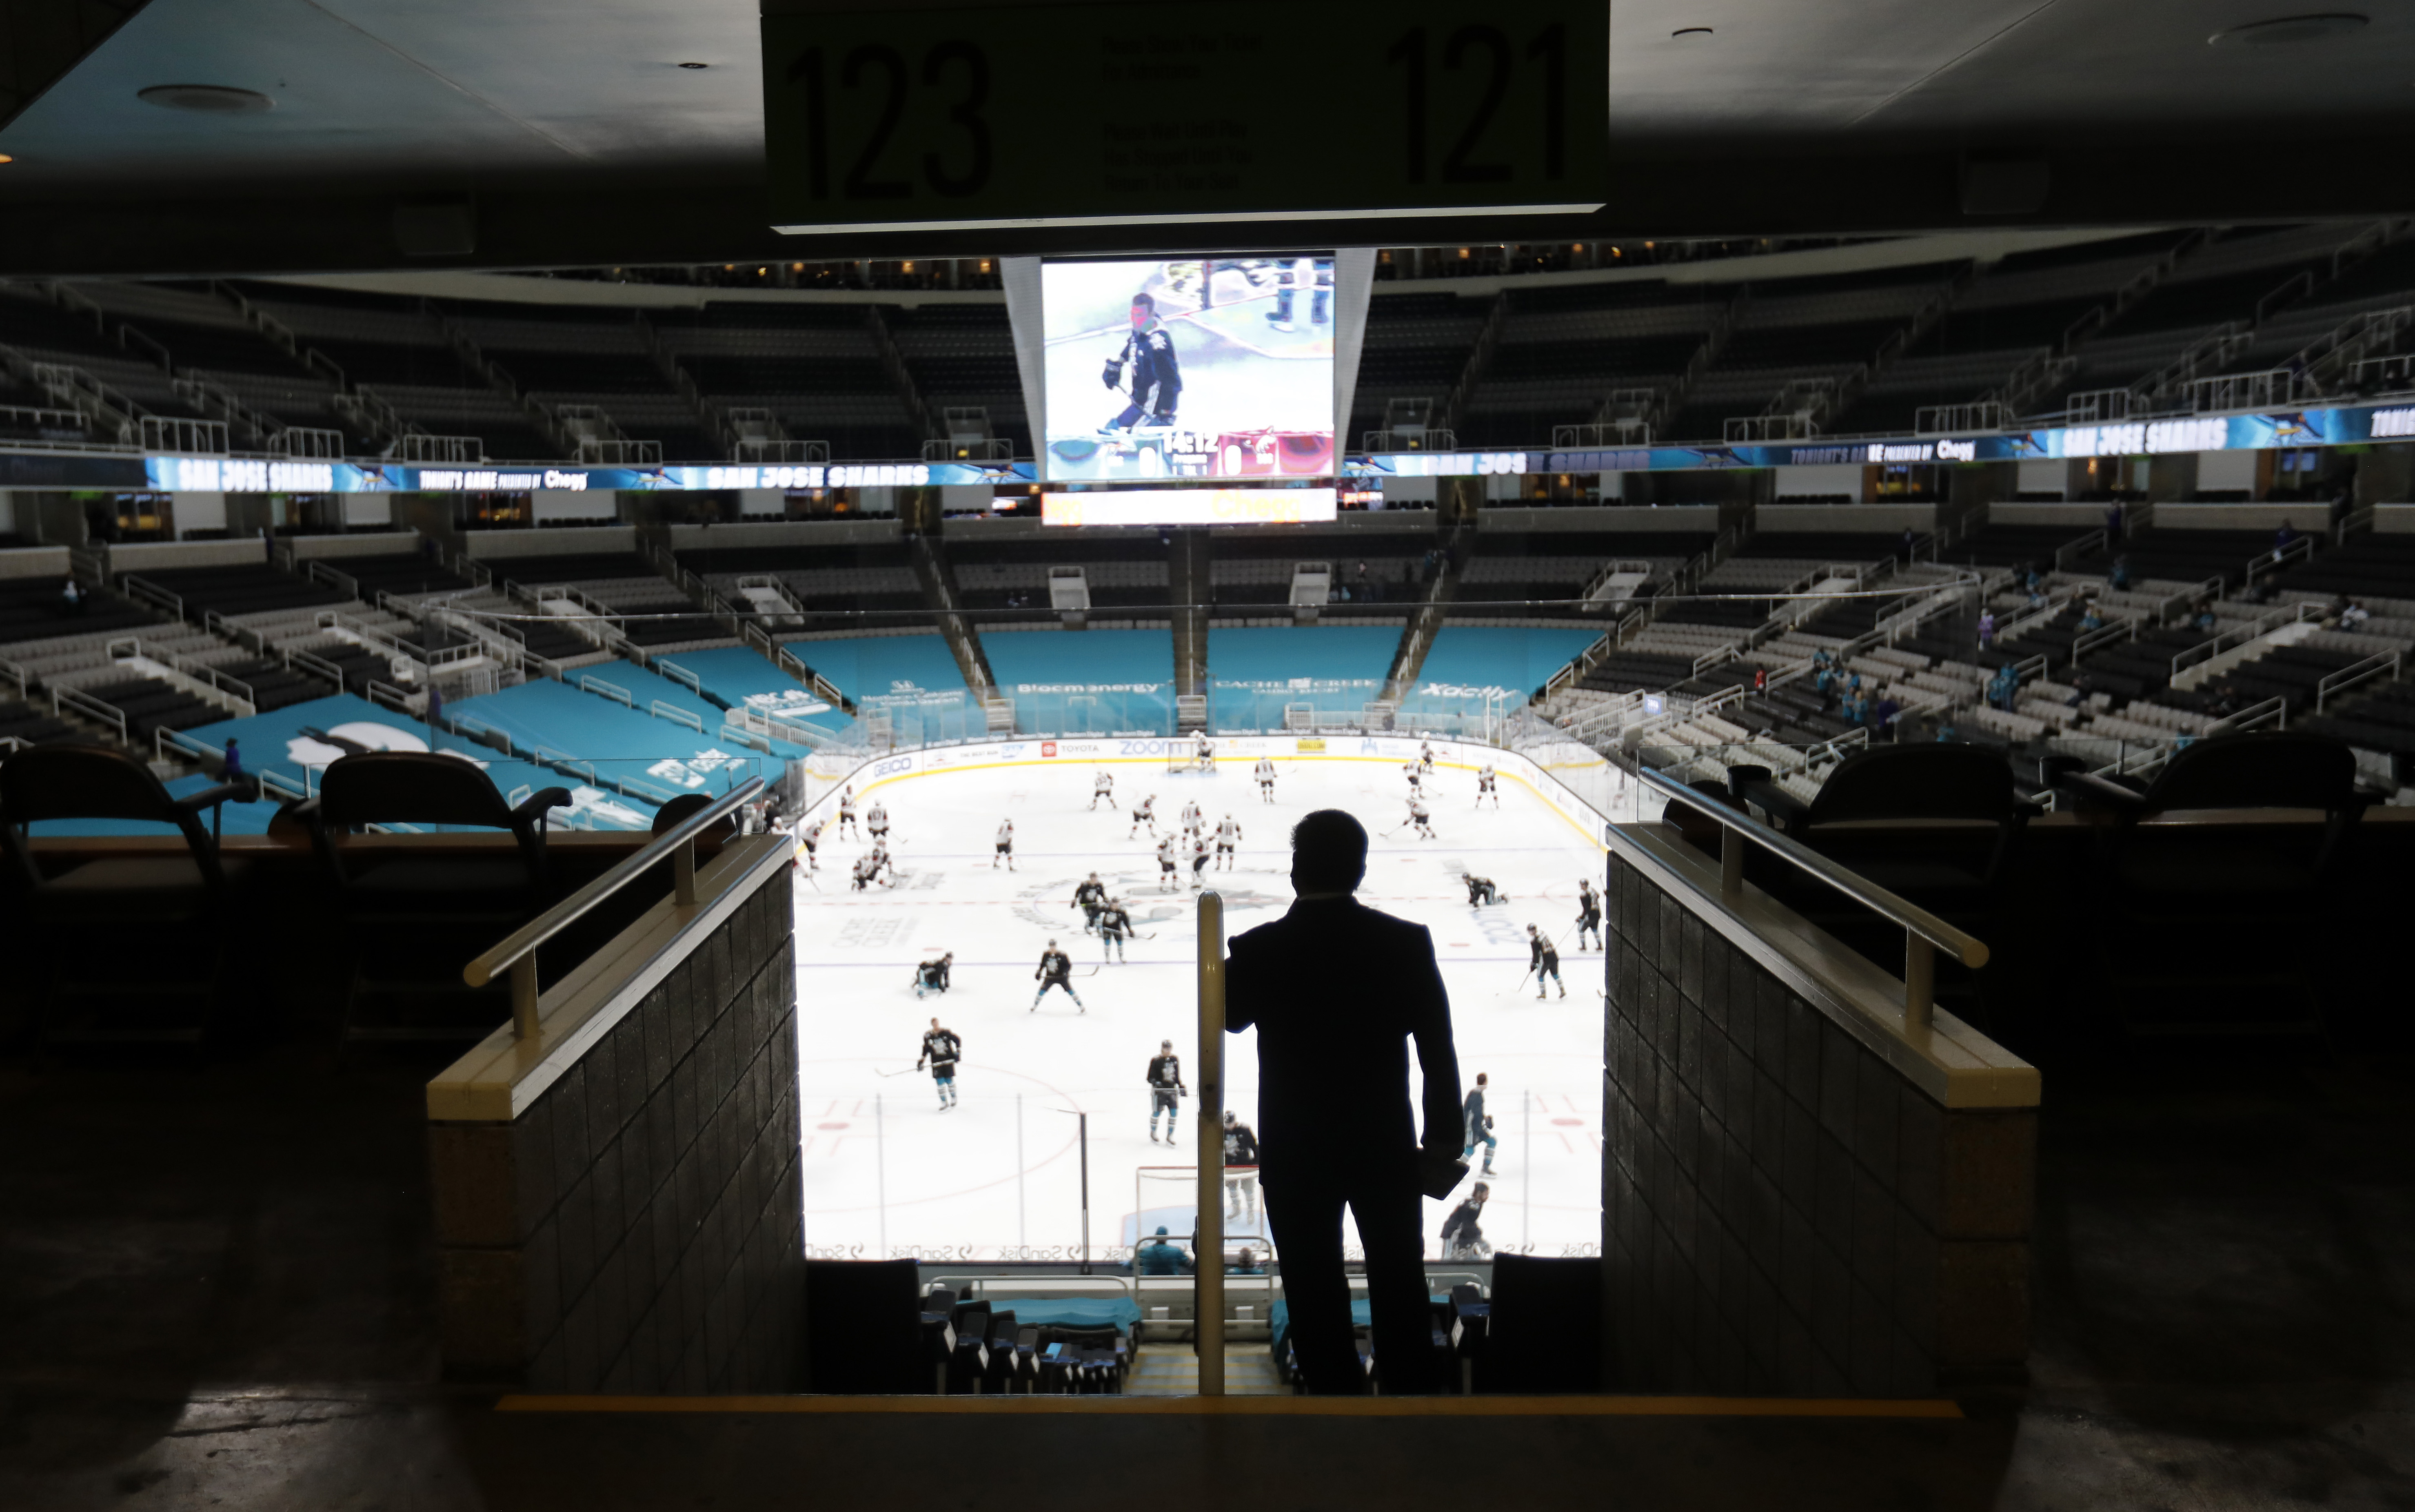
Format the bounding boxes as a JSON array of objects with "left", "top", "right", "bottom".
[{"left": 2, "top": 1043, "right": 2410, "bottom": 1510}]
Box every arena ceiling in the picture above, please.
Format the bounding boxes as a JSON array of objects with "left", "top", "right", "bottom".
[{"left": 2, "top": 0, "right": 2413, "bottom": 275}]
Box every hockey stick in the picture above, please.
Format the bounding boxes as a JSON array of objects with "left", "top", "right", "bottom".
[{"left": 874, "top": 1066, "right": 921, "bottom": 1078}]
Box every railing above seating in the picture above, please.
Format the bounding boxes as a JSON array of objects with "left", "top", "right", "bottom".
[
  {"left": 1636, "top": 765, "right": 1989, "bottom": 1033},
  {"left": 464, "top": 775, "right": 766, "bottom": 1040}
]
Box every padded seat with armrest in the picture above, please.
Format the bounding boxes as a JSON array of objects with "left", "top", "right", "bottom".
[
  {"left": 294, "top": 752, "right": 569, "bottom": 1042},
  {"left": 0, "top": 744, "right": 251, "bottom": 1042},
  {"left": 2051, "top": 731, "right": 2366, "bottom": 1034},
  {"left": 1731, "top": 745, "right": 2037, "bottom": 906}
]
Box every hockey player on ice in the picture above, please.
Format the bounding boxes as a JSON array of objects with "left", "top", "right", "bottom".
[
  {"left": 1408, "top": 793, "right": 1435, "bottom": 840},
  {"left": 1461, "top": 1072, "right": 1497, "bottom": 1175},
  {"left": 1441, "top": 1183, "right": 1493, "bottom": 1261},
  {"left": 1129, "top": 794, "right": 1158, "bottom": 838},
  {"left": 1194, "top": 732, "right": 1215, "bottom": 770},
  {"left": 1418, "top": 741, "right": 1436, "bottom": 775},
  {"left": 1099, "top": 291, "right": 1183, "bottom": 432},
  {"left": 912, "top": 953, "right": 953, "bottom": 999},
  {"left": 1156, "top": 832, "right": 1180, "bottom": 891},
  {"left": 1254, "top": 756, "right": 1277, "bottom": 802},
  {"left": 993, "top": 818, "right": 1016, "bottom": 870},
  {"left": 1263, "top": 257, "right": 1330, "bottom": 333},
  {"left": 1527, "top": 923, "right": 1565, "bottom": 999},
  {"left": 1213, "top": 814, "right": 1241, "bottom": 869},
  {"left": 1099, "top": 898, "right": 1134, "bottom": 963},
  {"left": 866, "top": 801, "right": 889, "bottom": 841},
  {"left": 1463, "top": 872, "right": 1505, "bottom": 907},
  {"left": 850, "top": 853, "right": 877, "bottom": 891},
  {"left": 1221, "top": 1111, "right": 1261, "bottom": 1218},
  {"left": 836, "top": 785, "right": 859, "bottom": 838},
  {"left": 1402, "top": 763, "right": 1423, "bottom": 795},
  {"left": 867, "top": 839, "right": 896, "bottom": 887},
  {"left": 1147, "top": 1040, "right": 1186, "bottom": 1143},
  {"left": 1475, "top": 763, "right": 1499, "bottom": 809},
  {"left": 1072, "top": 872, "right": 1108, "bottom": 933},
  {"left": 1180, "top": 798, "right": 1203, "bottom": 838},
  {"left": 916, "top": 1017, "right": 962, "bottom": 1109},
  {"left": 796, "top": 817, "right": 824, "bottom": 871},
  {"left": 1575, "top": 879, "right": 1603, "bottom": 951},
  {"left": 1189, "top": 831, "right": 1212, "bottom": 888},
  {"left": 1091, "top": 771, "right": 1116, "bottom": 809},
  {"left": 1032, "top": 940, "right": 1085, "bottom": 1013}
]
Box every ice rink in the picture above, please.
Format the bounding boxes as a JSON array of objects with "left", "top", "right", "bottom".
[{"left": 792, "top": 746, "right": 1619, "bottom": 1266}]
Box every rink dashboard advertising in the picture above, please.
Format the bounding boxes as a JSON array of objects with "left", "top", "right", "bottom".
[{"left": 759, "top": 0, "right": 1608, "bottom": 232}]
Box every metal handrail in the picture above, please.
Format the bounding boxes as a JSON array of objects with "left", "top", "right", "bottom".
[
  {"left": 464, "top": 775, "right": 765, "bottom": 1039},
  {"left": 1634, "top": 765, "right": 1988, "bottom": 1033}
]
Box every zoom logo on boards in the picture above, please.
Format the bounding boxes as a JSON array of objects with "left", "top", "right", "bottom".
[{"left": 872, "top": 756, "right": 913, "bottom": 777}]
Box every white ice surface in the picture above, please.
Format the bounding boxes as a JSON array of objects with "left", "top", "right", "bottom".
[{"left": 794, "top": 755, "right": 1616, "bottom": 1266}]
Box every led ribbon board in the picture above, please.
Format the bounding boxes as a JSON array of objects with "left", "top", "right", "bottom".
[{"left": 759, "top": 0, "right": 1608, "bottom": 232}]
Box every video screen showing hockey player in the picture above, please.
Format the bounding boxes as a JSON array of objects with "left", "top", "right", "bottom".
[{"left": 1041, "top": 256, "right": 1335, "bottom": 482}]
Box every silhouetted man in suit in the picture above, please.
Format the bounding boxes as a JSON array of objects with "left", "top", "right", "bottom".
[{"left": 1225, "top": 808, "right": 1462, "bottom": 1394}]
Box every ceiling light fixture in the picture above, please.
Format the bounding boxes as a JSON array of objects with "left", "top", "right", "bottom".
[
  {"left": 2208, "top": 13, "right": 2367, "bottom": 46},
  {"left": 678, "top": 61, "right": 709, "bottom": 69},
  {"left": 0, "top": 155, "right": 13, "bottom": 165},
  {"left": 138, "top": 84, "right": 274, "bottom": 113},
  {"left": 1672, "top": 26, "right": 1714, "bottom": 38}
]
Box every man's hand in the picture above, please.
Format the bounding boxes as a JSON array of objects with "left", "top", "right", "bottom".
[{"left": 1101, "top": 359, "right": 1122, "bottom": 389}]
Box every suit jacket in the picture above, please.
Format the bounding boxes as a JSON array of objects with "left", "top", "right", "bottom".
[{"left": 1225, "top": 895, "right": 1461, "bottom": 1182}]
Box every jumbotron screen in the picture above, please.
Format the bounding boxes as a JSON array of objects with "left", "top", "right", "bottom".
[{"left": 1041, "top": 256, "right": 1335, "bottom": 483}]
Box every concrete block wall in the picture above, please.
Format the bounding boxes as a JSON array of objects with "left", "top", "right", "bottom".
[
  {"left": 1602, "top": 850, "right": 2034, "bottom": 1396},
  {"left": 430, "top": 865, "right": 801, "bottom": 1392}
]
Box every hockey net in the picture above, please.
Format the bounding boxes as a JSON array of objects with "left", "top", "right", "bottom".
[
  {"left": 1166, "top": 744, "right": 1214, "bottom": 774},
  {"left": 1129, "top": 1164, "right": 1269, "bottom": 1256}
]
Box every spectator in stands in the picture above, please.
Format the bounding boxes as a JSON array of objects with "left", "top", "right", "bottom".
[
  {"left": 2106, "top": 501, "right": 2125, "bottom": 541},
  {"left": 2194, "top": 600, "right": 2219, "bottom": 634},
  {"left": 1355, "top": 561, "right": 1371, "bottom": 601},
  {"left": 2110, "top": 556, "right": 2133, "bottom": 591},
  {"left": 2274, "top": 523, "right": 2298, "bottom": 561},
  {"left": 1900, "top": 528, "right": 1916, "bottom": 564},
  {"left": 1229, "top": 1247, "right": 1265, "bottom": 1276},
  {"left": 1137, "top": 1226, "right": 1191, "bottom": 1276},
  {"left": 2065, "top": 673, "right": 2094, "bottom": 709},
  {"left": 2341, "top": 599, "right": 2373, "bottom": 632},
  {"left": 1977, "top": 610, "right": 1997, "bottom": 649},
  {"left": 1871, "top": 689, "right": 1900, "bottom": 732},
  {"left": 1988, "top": 663, "right": 2019, "bottom": 712},
  {"left": 1843, "top": 687, "right": 1869, "bottom": 724},
  {"left": 221, "top": 738, "right": 252, "bottom": 798},
  {"left": 2078, "top": 601, "right": 2104, "bottom": 633},
  {"left": 1224, "top": 808, "right": 1461, "bottom": 1395},
  {"left": 58, "top": 579, "right": 83, "bottom": 617}
]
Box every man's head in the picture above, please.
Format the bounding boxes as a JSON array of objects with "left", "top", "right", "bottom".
[
  {"left": 1129, "top": 291, "right": 1155, "bottom": 329},
  {"left": 1290, "top": 809, "right": 1367, "bottom": 895},
  {"left": 1047, "top": 938, "right": 1057, "bottom": 949},
  {"left": 1154, "top": 1225, "right": 1169, "bottom": 1237},
  {"left": 1223, "top": 1109, "right": 1236, "bottom": 1126},
  {"left": 941, "top": 952, "right": 953, "bottom": 963},
  {"left": 1089, "top": 871, "right": 1099, "bottom": 880},
  {"left": 1527, "top": 923, "right": 1538, "bottom": 936},
  {"left": 1476, "top": 1072, "right": 1487, "bottom": 1088},
  {"left": 1161, "top": 1039, "right": 1173, "bottom": 1052},
  {"left": 929, "top": 1017, "right": 939, "bottom": 1029},
  {"left": 1471, "top": 1182, "right": 1490, "bottom": 1202}
]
